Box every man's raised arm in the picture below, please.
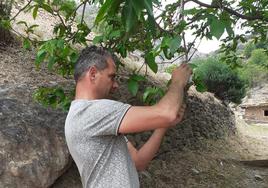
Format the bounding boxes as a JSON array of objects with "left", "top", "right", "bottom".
[{"left": 119, "top": 63, "right": 192, "bottom": 134}]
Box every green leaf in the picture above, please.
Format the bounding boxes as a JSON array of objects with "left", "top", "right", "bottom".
[
  {"left": 95, "top": 0, "right": 114, "bottom": 24},
  {"left": 62, "top": 47, "right": 70, "bottom": 57},
  {"left": 148, "top": 14, "right": 156, "bottom": 36},
  {"left": 35, "top": 49, "right": 47, "bottom": 66},
  {"left": 143, "top": 87, "right": 153, "bottom": 102},
  {"left": 183, "top": 8, "right": 199, "bottom": 15},
  {"left": 70, "top": 52, "right": 79, "bottom": 63},
  {"left": 1, "top": 20, "right": 11, "bottom": 29},
  {"left": 55, "top": 88, "right": 65, "bottom": 99},
  {"left": 210, "top": 16, "right": 225, "bottom": 39},
  {"left": 23, "top": 38, "right": 31, "bottom": 50},
  {"left": 93, "top": 36, "right": 103, "bottom": 44},
  {"left": 131, "top": 74, "right": 147, "bottom": 81},
  {"left": 57, "top": 39, "right": 65, "bottom": 49},
  {"left": 169, "top": 36, "right": 181, "bottom": 54},
  {"left": 123, "top": 0, "right": 138, "bottom": 32},
  {"left": 109, "top": 30, "right": 121, "bottom": 39},
  {"left": 48, "top": 56, "right": 56, "bottom": 70},
  {"left": 118, "top": 44, "right": 127, "bottom": 57},
  {"left": 195, "top": 81, "right": 207, "bottom": 92},
  {"left": 127, "top": 79, "right": 139, "bottom": 96},
  {"left": 161, "top": 36, "right": 172, "bottom": 48},
  {"left": 29, "top": 24, "right": 39, "bottom": 29},
  {"left": 41, "top": 3, "right": 53, "bottom": 13},
  {"left": 193, "top": 73, "right": 207, "bottom": 92},
  {"left": 130, "top": 0, "right": 144, "bottom": 18},
  {"left": 33, "top": 6, "right": 38, "bottom": 19},
  {"left": 143, "top": 0, "right": 153, "bottom": 16},
  {"left": 108, "top": 0, "right": 123, "bottom": 15},
  {"left": 145, "top": 52, "right": 158, "bottom": 73},
  {"left": 220, "top": 11, "right": 234, "bottom": 37},
  {"left": 143, "top": 86, "right": 164, "bottom": 105},
  {"left": 17, "top": 21, "right": 28, "bottom": 27},
  {"left": 174, "top": 20, "right": 187, "bottom": 34}
]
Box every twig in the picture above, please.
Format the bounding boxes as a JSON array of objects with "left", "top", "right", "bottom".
[
  {"left": 137, "top": 62, "right": 145, "bottom": 74},
  {"left": 69, "top": 2, "right": 85, "bottom": 23},
  {"left": 67, "top": 2, "right": 87, "bottom": 42},
  {"left": 190, "top": 0, "right": 268, "bottom": 22},
  {"left": 55, "top": 11, "right": 67, "bottom": 28},
  {"left": 188, "top": 40, "right": 202, "bottom": 61},
  {"left": 160, "top": 53, "right": 185, "bottom": 64},
  {"left": 10, "top": 0, "right": 33, "bottom": 21}
]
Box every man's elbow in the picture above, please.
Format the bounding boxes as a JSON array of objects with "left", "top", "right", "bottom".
[
  {"left": 154, "top": 105, "right": 177, "bottom": 127},
  {"left": 162, "top": 110, "right": 177, "bottom": 128}
]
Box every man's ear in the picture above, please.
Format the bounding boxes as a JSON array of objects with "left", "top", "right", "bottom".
[{"left": 88, "top": 66, "right": 98, "bottom": 81}]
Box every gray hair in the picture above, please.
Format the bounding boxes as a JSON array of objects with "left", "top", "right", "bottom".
[{"left": 74, "top": 46, "right": 115, "bottom": 83}]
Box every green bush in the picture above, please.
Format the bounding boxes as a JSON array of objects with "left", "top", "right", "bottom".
[
  {"left": 238, "top": 62, "right": 268, "bottom": 88},
  {"left": 248, "top": 49, "right": 268, "bottom": 68},
  {"left": 243, "top": 41, "right": 256, "bottom": 58},
  {"left": 193, "top": 57, "right": 247, "bottom": 103}
]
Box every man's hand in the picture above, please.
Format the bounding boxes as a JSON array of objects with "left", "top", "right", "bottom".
[
  {"left": 171, "top": 63, "right": 192, "bottom": 88},
  {"left": 170, "top": 104, "right": 186, "bottom": 126}
]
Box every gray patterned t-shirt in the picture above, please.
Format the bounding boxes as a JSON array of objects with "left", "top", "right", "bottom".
[{"left": 65, "top": 99, "right": 139, "bottom": 188}]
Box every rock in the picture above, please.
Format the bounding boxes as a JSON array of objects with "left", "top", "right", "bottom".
[
  {"left": 191, "top": 168, "right": 200, "bottom": 175},
  {"left": 129, "top": 86, "right": 236, "bottom": 151},
  {"left": 50, "top": 162, "right": 82, "bottom": 188},
  {"left": 0, "top": 98, "right": 70, "bottom": 188},
  {"left": 254, "top": 175, "right": 263, "bottom": 181}
]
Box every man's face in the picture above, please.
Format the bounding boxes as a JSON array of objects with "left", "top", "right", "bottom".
[{"left": 95, "top": 57, "right": 119, "bottom": 98}]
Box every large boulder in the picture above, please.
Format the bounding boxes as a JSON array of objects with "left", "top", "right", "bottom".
[{"left": 0, "top": 97, "right": 70, "bottom": 188}]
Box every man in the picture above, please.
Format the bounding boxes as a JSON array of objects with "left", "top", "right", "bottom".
[{"left": 65, "top": 46, "right": 192, "bottom": 188}]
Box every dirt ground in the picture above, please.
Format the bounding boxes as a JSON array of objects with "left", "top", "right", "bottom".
[{"left": 139, "top": 117, "right": 268, "bottom": 188}]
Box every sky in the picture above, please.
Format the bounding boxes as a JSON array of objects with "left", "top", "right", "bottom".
[{"left": 162, "top": 0, "right": 229, "bottom": 54}]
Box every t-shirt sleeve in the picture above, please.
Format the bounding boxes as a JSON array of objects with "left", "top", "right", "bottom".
[{"left": 83, "top": 100, "right": 131, "bottom": 136}]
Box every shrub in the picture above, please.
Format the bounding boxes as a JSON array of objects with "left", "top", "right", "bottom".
[
  {"left": 193, "top": 57, "right": 247, "bottom": 103},
  {"left": 248, "top": 49, "right": 268, "bottom": 68},
  {"left": 243, "top": 41, "right": 256, "bottom": 58},
  {"left": 238, "top": 62, "right": 268, "bottom": 88}
]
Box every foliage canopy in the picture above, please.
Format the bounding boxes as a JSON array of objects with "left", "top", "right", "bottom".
[{"left": 2, "top": 0, "right": 268, "bottom": 109}]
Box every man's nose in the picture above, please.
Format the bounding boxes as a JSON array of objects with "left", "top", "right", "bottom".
[{"left": 113, "top": 81, "right": 119, "bottom": 89}]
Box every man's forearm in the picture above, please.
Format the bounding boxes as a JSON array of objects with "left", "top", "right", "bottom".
[
  {"left": 133, "top": 128, "right": 167, "bottom": 171},
  {"left": 157, "top": 81, "right": 184, "bottom": 117}
]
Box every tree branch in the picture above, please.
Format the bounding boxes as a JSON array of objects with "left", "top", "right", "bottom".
[
  {"left": 190, "top": 0, "right": 268, "bottom": 22},
  {"left": 10, "top": 0, "right": 33, "bottom": 21}
]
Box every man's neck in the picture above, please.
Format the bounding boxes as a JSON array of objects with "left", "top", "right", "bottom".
[{"left": 75, "top": 85, "right": 98, "bottom": 100}]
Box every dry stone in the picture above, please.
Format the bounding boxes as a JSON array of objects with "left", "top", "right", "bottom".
[{"left": 0, "top": 96, "right": 70, "bottom": 188}]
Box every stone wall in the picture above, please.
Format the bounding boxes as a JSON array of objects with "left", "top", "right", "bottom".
[{"left": 244, "top": 106, "right": 268, "bottom": 123}]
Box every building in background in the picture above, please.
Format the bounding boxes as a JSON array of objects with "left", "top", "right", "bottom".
[{"left": 240, "top": 84, "right": 268, "bottom": 124}]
